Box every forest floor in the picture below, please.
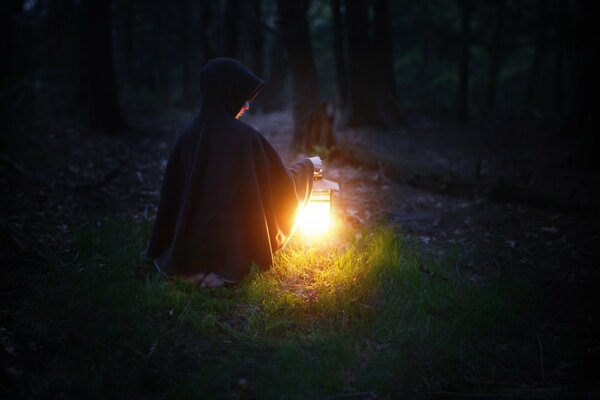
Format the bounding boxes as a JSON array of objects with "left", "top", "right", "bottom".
[
  {"left": 1, "top": 107, "right": 599, "bottom": 398},
  {"left": 251, "top": 111, "right": 600, "bottom": 392}
]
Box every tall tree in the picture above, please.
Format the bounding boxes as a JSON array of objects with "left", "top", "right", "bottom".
[
  {"left": 554, "top": 0, "right": 566, "bottom": 114},
  {"left": 330, "top": 0, "right": 347, "bottom": 108},
  {"left": 242, "top": 0, "right": 264, "bottom": 111},
  {"left": 261, "top": 25, "right": 287, "bottom": 112},
  {"left": 241, "top": 0, "right": 263, "bottom": 76},
  {"left": 485, "top": 0, "right": 506, "bottom": 114},
  {"left": 180, "top": 0, "right": 194, "bottom": 108},
  {"left": 342, "top": 0, "right": 379, "bottom": 126},
  {"left": 341, "top": 0, "right": 407, "bottom": 127},
  {"left": 374, "top": 0, "right": 396, "bottom": 100},
  {"left": 81, "top": 0, "right": 125, "bottom": 131},
  {"left": 152, "top": 1, "right": 172, "bottom": 105},
  {"left": 122, "top": 0, "right": 137, "bottom": 91},
  {"left": 457, "top": 0, "right": 472, "bottom": 125},
  {"left": 276, "top": 0, "right": 334, "bottom": 151},
  {"left": 199, "top": 0, "right": 215, "bottom": 63},
  {"left": 374, "top": 0, "right": 409, "bottom": 126},
  {"left": 223, "top": 0, "right": 239, "bottom": 58},
  {"left": 525, "top": 0, "right": 547, "bottom": 107},
  {"left": 0, "top": 0, "right": 22, "bottom": 127},
  {"left": 1, "top": 0, "right": 20, "bottom": 88},
  {"left": 572, "top": 0, "right": 599, "bottom": 167},
  {"left": 47, "top": 0, "right": 65, "bottom": 78}
]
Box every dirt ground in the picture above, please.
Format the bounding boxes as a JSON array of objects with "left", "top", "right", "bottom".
[{"left": 1, "top": 108, "right": 599, "bottom": 390}]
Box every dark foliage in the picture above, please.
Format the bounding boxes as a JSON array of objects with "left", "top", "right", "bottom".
[{"left": 1, "top": 0, "right": 595, "bottom": 139}]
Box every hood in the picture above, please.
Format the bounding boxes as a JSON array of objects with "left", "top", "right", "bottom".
[{"left": 198, "top": 58, "right": 264, "bottom": 117}]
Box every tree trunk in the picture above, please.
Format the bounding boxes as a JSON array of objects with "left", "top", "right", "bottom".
[
  {"left": 199, "top": 0, "right": 215, "bottom": 64},
  {"left": 554, "top": 0, "right": 566, "bottom": 114},
  {"left": 572, "top": 0, "right": 600, "bottom": 167},
  {"left": 47, "top": 0, "right": 65, "bottom": 75},
  {"left": 0, "top": 0, "right": 22, "bottom": 127},
  {"left": 180, "top": 0, "right": 194, "bottom": 108},
  {"left": 485, "top": 0, "right": 505, "bottom": 114},
  {"left": 276, "top": 0, "right": 334, "bottom": 152},
  {"left": 374, "top": 0, "right": 396, "bottom": 100},
  {"left": 374, "top": 0, "right": 409, "bottom": 126},
  {"left": 248, "top": 0, "right": 264, "bottom": 76},
  {"left": 0, "top": 0, "right": 19, "bottom": 90},
  {"left": 123, "top": 0, "right": 136, "bottom": 91},
  {"left": 330, "top": 0, "right": 347, "bottom": 108},
  {"left": 223, "top": 0, "right": 239, "bottom": 58},
  {"left": 153, "top": 3, "right": 171, "bottom": 105},
  {"left": 261, "top": 25, "right": 287, "bottom": 112},
  {"left": 418, "top": 36, "right": 429, "bottom": 82},
  {"left": 457, "top": 0, "right": 472, "bottom": 125},
  {"left": 244, "top": 0, "right": 264, "bottom": 111},
  {"left": 554, "top": 37, "right": 564, "bottom": 114},
  {"left": 81, "top": 0, "right": 125, "bottom": 132},
  {"left": 342, "top": 0, "right": 380, "bottom": 126},
  {"left": 525, "top": 0, "right": 546, "bottom": 107}
]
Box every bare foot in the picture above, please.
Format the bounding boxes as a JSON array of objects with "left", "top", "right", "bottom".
[{"left": 200, "top": 273, "right": 228, "bottom": 288}]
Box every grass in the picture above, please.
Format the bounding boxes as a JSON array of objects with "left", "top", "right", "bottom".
[{"left": 6, "top": 218, "right": 541, "bottom": 399}]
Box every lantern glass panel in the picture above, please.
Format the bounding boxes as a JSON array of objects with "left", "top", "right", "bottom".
[{"left": 298, "top": 189, "right": 331, "bottom": 234}]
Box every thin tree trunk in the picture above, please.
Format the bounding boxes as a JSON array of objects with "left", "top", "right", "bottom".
[
  {"left": 250, "top": 0, "right": 263, "bottom": 76},
  {"left": 153, "top": 3, "right": 171, "bottom": 105},
  {"left": 81, "top": 0, "right": 125, "bottom": 131},
  {"left": 47, "top": 0, "right": 65, "bottom": 75},
  {"left": 180, "top": 0, "right": 193, "bottom": 108},
  {"left": 525, "top": 0, "right": 546, "bottom": 107},
  {"left": 343, "top": 0, "right": 380, "bottom": 126},
  {"left": 374, "top": 0, "right": 409, "bottom": 126},
  {"left": 572, "top": 0, "right": 599, "bottom": 167},
  {"left": 457, "top": 0, "right": 472, "bottom": 125},
  {"left": 123, "top": 0, "right": 136, "bottom": 91},
  {"left": 0, "top": 0, "right": 20, "bottom": 90},
  {"left": 276, "top": 0, "right": 334, "bottom": 151},
  {"left": 330, "top": 0, "right": 347, "bottom": 108},
  {"left": 276, "top": 0, "right": 319, "bottom": 143},
  {"left": 199, "top": 0, "right": 215, "bottom": 64},
  {"left": 261, "top": 26, "right": 287, "bottom": 112},
  {"left": 0, "top": 0, "right": 22, "bottom": 127},
  {"left": 485, "top": 0, "right": 505, "bottom": 114},
  {"left": 223, "top": 0, "right": 239, "bottom": 58},
  {"left": 554, "top": 41, "right": 564, "bottom": 114},
  {"left": 554, "top": 0, "right": 566, "bottom": 114},
  {"left": 418, "top": 36, "right": 429, "bottom": 82},
  {"left": 374, "top": 0, "right": 396, "bottom": 99},
  {"left": 246, "top": 0, "right": 264, "bottom": 111}
]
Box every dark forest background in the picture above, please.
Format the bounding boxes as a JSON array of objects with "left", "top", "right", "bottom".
[
  {"left": 2, "top": 1, "right": 600, "bottom": 397},
  {"left": 1, "top": 0, "right": 598, "bottom": 162}
]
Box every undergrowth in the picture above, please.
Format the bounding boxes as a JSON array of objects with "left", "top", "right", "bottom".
[{"left": 9, "top": 218, "right": 540, "bottom": 399}]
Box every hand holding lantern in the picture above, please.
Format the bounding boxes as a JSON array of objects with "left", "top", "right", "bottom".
[{"left": 308, "top": 156, "right": 323, "bottom": 177}]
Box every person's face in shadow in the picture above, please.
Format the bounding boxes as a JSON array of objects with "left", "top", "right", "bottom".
[{"left": 236, "top": 101, "right": 250, "bottom": 119}]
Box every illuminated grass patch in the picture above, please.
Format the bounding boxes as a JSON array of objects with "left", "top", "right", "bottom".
[{"left": 14, "top": 218, "right": 539, "bottom": 398}]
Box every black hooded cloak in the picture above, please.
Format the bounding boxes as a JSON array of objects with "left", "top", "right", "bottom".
[{"left": 147, "top": 58, "right": 313, "bottom": 282}]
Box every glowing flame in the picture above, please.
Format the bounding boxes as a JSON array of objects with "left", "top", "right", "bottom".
[{"left": 297, "top": 189, "right": 331, "bottom": 235}]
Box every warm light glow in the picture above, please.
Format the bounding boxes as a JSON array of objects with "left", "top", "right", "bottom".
[{"left": 297, "top": 189, "right": 331, "bottom": 235}]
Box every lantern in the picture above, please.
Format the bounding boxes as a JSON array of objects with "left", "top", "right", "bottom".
[{"left": 297, "top": 169, "right": 339, "bottom": 235}]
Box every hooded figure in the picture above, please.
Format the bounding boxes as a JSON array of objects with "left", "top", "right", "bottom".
[{"left": 147, "top": 58, "right": 315, "bottom": 285}]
